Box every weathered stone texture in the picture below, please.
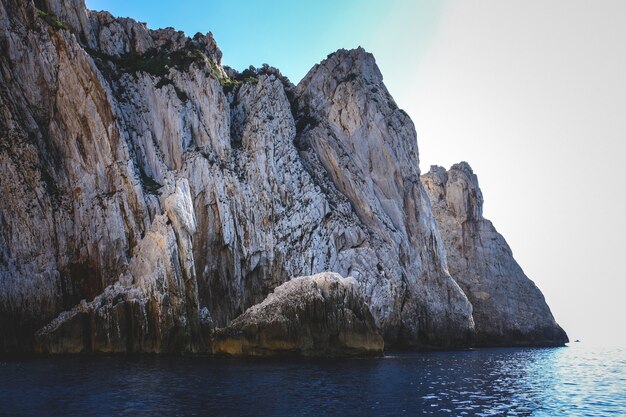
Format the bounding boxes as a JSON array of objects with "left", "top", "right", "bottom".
[{"left": 212, "top": 272, "right": 384, "bottom": 357}]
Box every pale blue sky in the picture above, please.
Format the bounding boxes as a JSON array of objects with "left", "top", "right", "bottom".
[{"left": 86, "top": 0, "right": 626, "bottom": 346}]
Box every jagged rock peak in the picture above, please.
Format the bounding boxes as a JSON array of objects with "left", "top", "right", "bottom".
[
  {"left": 427, "top": 161, "right": 478, "bottom": 183},
  {"left": 297, "top": 47, "right": 388, "bottom": 113},
  {"left": 306, "top": 47, "right": 383, "bottom": 84},
  {"left": 426, "top": 162, "right": 484, "bottom": 222}
]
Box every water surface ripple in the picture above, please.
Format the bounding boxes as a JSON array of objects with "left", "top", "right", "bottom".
[{"left": 0, "top": 344, "right": 624, "bottom": 416}]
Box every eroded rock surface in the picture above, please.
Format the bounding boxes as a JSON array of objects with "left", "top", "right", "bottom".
[
  {"left": 422, "top": 163, "right": 568, "bottom": 346},
  {"left": 212, "top": 272, "right": 384, "bottom": 357}
]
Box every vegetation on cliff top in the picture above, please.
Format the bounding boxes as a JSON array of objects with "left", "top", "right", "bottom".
[{"left": 36, "top": 8, "right": 71, "bottom": 31}]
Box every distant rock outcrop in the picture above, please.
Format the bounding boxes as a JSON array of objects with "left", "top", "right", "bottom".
[
  {"left": 422, "top": 163, "right": 568, "bottom": 346},
  {"left": 212, "top": 272, "right": 384, "bottom": 357}
]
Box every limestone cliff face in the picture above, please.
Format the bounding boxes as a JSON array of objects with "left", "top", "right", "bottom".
[
  {"left": 0, "top": 0, "right": 563, "bottom": 354},
  {"left": 0, "top": 0, "right": 217, "bottom": 352},
  {"left": 422, "top": 163, "right": 568, "bottom": 346},
  {"left": 293, "top": 50, "right": 474, "bottom": 347}
]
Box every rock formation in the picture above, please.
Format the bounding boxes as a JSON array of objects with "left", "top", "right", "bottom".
[
  {"left": 0, "top": 0, "right": 566, "bottom": 354},
  {"left": 34, "top": 179, "right": 204, "bottom": 354},
  {"left": 422, "top": 163, "right": 568, "bottom": 346},
  {"left": 212, "top": 272, "right": 384, "bottom": 357}
]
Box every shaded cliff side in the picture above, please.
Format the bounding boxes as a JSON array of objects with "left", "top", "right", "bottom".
[
  {"left": 422, "top": 163, "right": 568, "bottom": 346},
  {"left": 0, "top": 0, "right": 565, "bottom": 353}
]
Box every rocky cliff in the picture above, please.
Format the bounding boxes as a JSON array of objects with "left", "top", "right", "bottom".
[
  {"left": 0, "top": 0, "right": 565, "bottom": 354},
  {"left": 422, "top": 164, "right": 568, "bottom": 346}
]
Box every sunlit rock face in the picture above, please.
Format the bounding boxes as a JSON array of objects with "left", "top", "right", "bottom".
[
  {"left": 0, "top": 0, "right": 563, "bottom": 354},
  {"left": 293, "top": 49, "right": 474, "bottom": 348},
  {"left": 212, "top": 272, "right": 384, "bottom": 357},
  {"left": 422, "top": 163, "right": 568, "bottom": 346}
]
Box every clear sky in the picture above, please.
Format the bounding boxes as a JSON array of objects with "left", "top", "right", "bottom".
[{"left": 87, "top": 0, "right": 626, "bottom": 346}]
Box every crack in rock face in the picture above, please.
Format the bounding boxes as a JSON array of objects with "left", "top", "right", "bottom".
[{"left": 0, "top": 0, "right": 565, "bottom": 354}]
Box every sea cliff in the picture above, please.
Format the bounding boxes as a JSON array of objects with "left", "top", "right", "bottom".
[{"left": 0, "top": 0, "right": 566, "bottom": 355}]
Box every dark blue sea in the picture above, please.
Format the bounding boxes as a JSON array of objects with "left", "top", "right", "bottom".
[{"left": 0, "top": 344, "right": 624, "bottom": 416}]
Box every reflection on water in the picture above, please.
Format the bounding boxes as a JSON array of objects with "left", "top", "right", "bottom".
[{"left": 0, "top": 344, "right": 624, "bottom": 416}]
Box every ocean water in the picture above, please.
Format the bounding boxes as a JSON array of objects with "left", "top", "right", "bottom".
[{"left": 0, "top": 344, "right": 624, "bottom": 416}]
